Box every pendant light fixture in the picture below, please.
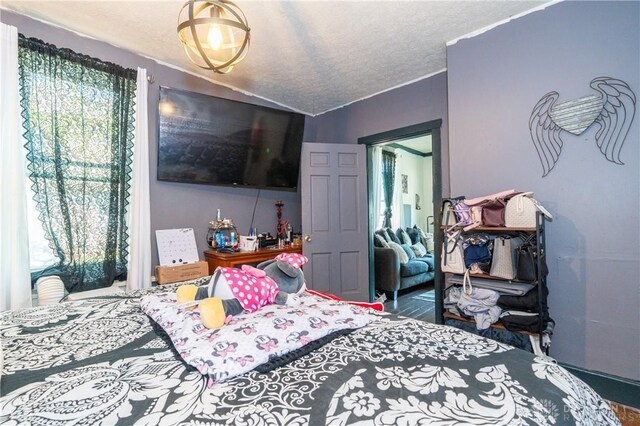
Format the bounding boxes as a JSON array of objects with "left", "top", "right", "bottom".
[{"left": 177, "top": 0, "right": 250, "bottom": 74}]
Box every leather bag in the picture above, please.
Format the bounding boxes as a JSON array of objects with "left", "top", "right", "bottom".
[
  {"left": 482, "top": 198, "right": 507, "bottom": 227},
  {"left": 515, "top": 236, "right": 549, "bottom": 281},
  {"left": 490, "top": 236, "right": 523, "bottom": 279}
]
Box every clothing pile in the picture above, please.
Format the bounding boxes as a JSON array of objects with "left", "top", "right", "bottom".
[{"left": 444, "top": 286, "right": 501, "bottom": 330}]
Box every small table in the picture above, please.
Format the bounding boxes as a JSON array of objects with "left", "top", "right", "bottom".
[{"left": 203, "top": 246, "right": 303, "bottom": 274}]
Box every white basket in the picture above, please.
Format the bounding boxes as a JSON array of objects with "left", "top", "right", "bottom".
[
  {"left": 505, "top": 193, "right": 553, "bottom": 227},
  {"left": 36, "top": 276, "right": 65, "bottom": 306}
]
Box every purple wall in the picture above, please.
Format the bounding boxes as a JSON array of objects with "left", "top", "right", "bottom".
[
  {"left": 309, "top": 71, "right": 450, "bottom": 195},
  {"left": 447, "top": 1, "right": 639, "bottom": 379},
  {"left": 1, "top": 11, "right": 307, "bottom": 270}
]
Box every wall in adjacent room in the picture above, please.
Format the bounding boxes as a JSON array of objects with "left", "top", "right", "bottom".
[
  {"left": 395, "top": 150, "right": 429, "bottom": 230},
  {"left": 1, "top": 10, "right": 309, "bottom": 271},
  {"left": 447, "top": 1, "right": 639, "bottom": 379},
  {"left": 310, "top": 71, "right": 450, "bottom": 198}
]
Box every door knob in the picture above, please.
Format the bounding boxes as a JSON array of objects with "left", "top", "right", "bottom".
[{"left": 304, "top": 235, "right": 312, "bottom": 242}]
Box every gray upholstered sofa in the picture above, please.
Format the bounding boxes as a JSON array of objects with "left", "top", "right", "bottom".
[{"left": 373, "top": 228, "right": 435, "bottom": 300}]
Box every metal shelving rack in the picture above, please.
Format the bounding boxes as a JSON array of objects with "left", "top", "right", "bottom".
[{"left": 439, "top": 211, "right": 551, "bottom": 353}]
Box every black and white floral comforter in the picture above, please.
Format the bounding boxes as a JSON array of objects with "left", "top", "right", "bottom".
[{"left": 0, "top": 283, "right": 619, "bottom": 425}]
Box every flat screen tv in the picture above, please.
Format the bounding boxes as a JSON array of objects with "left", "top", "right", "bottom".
[{"left": 157, "top": 86, "right": 305, "bottom": 191}]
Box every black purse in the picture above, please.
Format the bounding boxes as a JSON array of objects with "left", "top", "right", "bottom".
[{"left": 516, "top": 234, "right": 548, "bottom": 281}]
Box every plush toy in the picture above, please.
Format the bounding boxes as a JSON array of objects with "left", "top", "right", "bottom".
[{"left": 177, "top": 253, "right": 308, "bottom": 328}]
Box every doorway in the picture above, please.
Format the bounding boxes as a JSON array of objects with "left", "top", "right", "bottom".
[{"left": 358, "top": 120, "right": 443, "bottom": 323}]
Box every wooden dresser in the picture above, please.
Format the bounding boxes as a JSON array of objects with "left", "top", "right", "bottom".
[{"left": 203, "top": 246, "right": 303, "bottom": 274}]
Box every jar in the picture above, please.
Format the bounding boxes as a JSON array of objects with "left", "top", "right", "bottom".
[{"left": 207, "top": 218, "right": 239, "bottom": 250}]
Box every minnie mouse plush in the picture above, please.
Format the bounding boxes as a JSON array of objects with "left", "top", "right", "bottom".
[{"left": 176, "top": 253, "right": 308, "bottom": 329}]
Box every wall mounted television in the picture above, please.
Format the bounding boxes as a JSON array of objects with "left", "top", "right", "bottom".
[{"left": 157, "top": 87, "right": 305, "bottom": 191}]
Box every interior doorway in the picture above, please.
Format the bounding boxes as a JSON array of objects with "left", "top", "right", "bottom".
[{"left": 358, "top": 120, "right": 443, "bottom": 322}]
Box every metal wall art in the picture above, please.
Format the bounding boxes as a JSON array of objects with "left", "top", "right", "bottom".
[{"left": 529, "top": 77, "right": 636, "bottom": 177}]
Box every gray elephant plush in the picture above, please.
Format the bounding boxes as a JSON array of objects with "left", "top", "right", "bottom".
[{"left": 176, "top": 252, "right": 308, "bottom": 328}]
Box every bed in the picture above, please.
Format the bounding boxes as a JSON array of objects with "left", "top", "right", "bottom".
[{"left": 1, "top": 279, "right": 620, "bottom": 425}]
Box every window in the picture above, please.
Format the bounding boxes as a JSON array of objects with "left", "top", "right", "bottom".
[{"left": 18, "top": 35, "right": 136, "bottom": 293}]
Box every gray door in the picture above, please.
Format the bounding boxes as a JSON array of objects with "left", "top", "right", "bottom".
[{"left": 301, "top": 142, "right": 369, "bottom": 301}]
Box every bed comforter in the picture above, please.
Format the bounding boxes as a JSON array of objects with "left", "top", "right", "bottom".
[{"left": 0, "top": 282, "right": 619, "bottom": 425}]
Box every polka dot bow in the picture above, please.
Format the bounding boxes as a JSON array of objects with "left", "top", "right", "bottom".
[{"left": 275, "top": 253, "right": 308, "bottom": 269}]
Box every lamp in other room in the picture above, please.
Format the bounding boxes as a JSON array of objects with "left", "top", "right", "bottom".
[{"left": 177, "top": 0, "right": 250, "bottom": 74}]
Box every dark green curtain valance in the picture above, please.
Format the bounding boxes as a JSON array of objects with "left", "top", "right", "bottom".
[
  {"left": 381, "top": 150, "right": 396, "bottom": 228},
  {"left": 18, "top": 35, "right": 137, "bottom": 293}
]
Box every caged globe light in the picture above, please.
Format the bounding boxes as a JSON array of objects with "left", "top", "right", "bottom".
[{"left": 177, "top": 0, "right": 250, "bottom": 74}]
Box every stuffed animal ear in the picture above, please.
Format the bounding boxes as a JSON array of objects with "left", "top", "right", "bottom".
[
  {"left": 276, "top": 260, "right": 299, "bottom": 278},
  {"left": 257, "top": 259, "right": 276, "bottom": 270},
  {"left": 275, "top": 253, "right": 308, "bottom": 268}
]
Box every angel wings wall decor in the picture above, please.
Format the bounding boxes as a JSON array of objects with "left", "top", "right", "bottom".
[{"left": 529, "top": 77, "right": 636, "bottom": 177}]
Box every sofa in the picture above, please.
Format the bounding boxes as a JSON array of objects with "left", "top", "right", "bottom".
[{"left": 373, "top": 227, "right": 435, "bottom": 300}]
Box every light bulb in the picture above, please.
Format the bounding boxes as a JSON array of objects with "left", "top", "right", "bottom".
[{"left": 208, "top": 24, "right": 223, "bottom": 50}]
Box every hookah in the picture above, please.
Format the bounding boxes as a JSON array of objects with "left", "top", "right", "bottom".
[{"left": 275, "top": 200, "right": 286, "bottom": 239}]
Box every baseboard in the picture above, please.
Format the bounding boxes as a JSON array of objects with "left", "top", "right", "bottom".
[{"left": 560, "top": 363, "right": 640, "bottom": 409}]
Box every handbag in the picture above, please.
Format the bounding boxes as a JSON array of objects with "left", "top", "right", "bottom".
[
  {"left": 441, "top": 230, "right": 465, "bottom": 274},
  {"left": 463, "top": 238, "right": 492, "bottom": 268},
  {"left": 441, "top": 200, "right": 457, "bottom": 228},
  {"left": 490, "top": 235, "right": 523, "bottom": 279},
  {"left": 470, "top": 205, "right": 483, "bottom": 227},
  {"left": 453, "top": 201, "right": 473, "bottom": 227},
  {"left": 481, "top": 198, "right": 507, "bottom": 227},
  {"left": 516, "top": 235, "right": 549, "bottom": 281},
  {"left": 462, "top": 269, "right": 472, "bottom": 295},
  {"left": 505, "top": 192, "right": 553, "bottom": 227}
]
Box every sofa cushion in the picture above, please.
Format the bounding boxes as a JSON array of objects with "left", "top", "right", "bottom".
[
  {"left": 400, "top": 260, "right": 429, "bottom": 277},
  {"left": 386, "top": 228, "right": 401, "bottom": 244},
  {"left": 397, "top": 228, "right": 412, "bottom": 245},
  {"left": 375, "top": 229, "right": 391, "bottom": 242},
  {"left": 400, "top": 244, "right": 416, "bottom": 260},
  {"left": 387, "top": 241, "right": 408, "bottom": 264},
  {"left": 406, "top": 227, "right": 421, "bottom": 245},
  {"left": 410, "top": 242, "right": 427, "bottom": 257},
  {"left": 374, "top": 234, "right": 389, "bottom": 248},
  {"left": 413, "top": 254, "right": 435, "bottom": 272},
  {"left": 414, "top": 225, "right": 433, "bottom": 251}
]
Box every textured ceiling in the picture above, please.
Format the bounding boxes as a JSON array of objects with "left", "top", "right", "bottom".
[{"left": 1, "top": 1, "right": 548, "bottom": 115}]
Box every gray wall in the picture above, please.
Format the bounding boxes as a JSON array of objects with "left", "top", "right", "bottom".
[
  {"left": 1, "top": 10, "right": 307, "bottom": 269},
  {"left": 447, "top": 1, "right": 639, "bottom": 379},
  {"left": 310, "top": 71, "right": 450, "bottom": 196}
]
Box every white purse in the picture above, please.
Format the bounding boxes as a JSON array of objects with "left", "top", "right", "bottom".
[
  {"left": 441, "top": 230, "right": 465, "bottom": 274},
  {"left": 505, "top": 192, "right": 553, "bottom": 227},
  {"left": 490, "top": 236, "right": 523, "bottom": 279}
]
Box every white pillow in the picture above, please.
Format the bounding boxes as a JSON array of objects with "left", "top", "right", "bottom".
[
  {"left": 375, "top": 234, "right": 389, "bottom": 248},
  {"left": 410, "top": 242, "right": 427, "bottom": 257},
  {"left": 414, "top": 225, "right": 433, "bottom": 252},
  {"left": 423, "top": 233, "right": 435, "bottom": 252},
  {"left": 387, "top": 241, "right": 409, "bottom": 264}
]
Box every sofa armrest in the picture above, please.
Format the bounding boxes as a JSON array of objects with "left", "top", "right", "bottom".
[{"left": 374, "top": 247, "right": 401, "bottom": 292}]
